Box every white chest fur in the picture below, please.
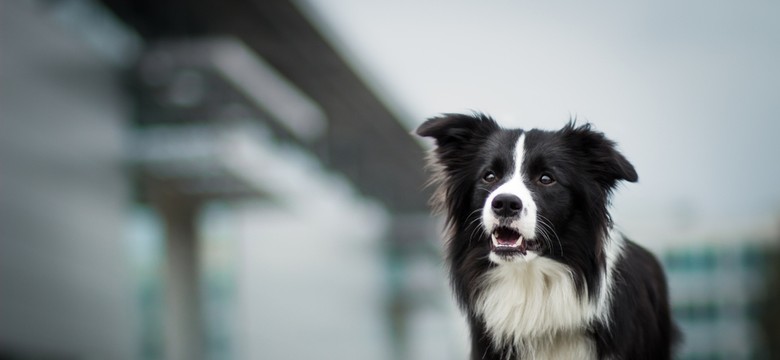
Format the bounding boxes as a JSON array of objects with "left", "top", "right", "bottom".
[
  {"left": 474, "top": 257, "right": 597, "bottom": 359},
  {"left": 517, "top": 331, "right": 596, "bottom": 360}
]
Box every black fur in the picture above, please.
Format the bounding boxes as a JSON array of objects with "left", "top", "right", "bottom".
[{"left": 417, "top": 113, "right": 679, "bottom": 359}]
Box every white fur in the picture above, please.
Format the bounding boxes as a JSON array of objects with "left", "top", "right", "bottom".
[
  {"left": 482, "top": 133, "right": 538, "bottom": 259},
  {"left": 476, "top": 130, "right": 627, "bottom": 358},
  {"left": 475, "top": 257, "right": 592, "bottom": 349},
  {"left": 594, "top": 229, "right": 626, "bottom": 325},
  {"left": 476, "top": 232, "right": 627, "bottom": 359},
  {"left": 517, "top": 331, "right": 596, "bottom": 360}
]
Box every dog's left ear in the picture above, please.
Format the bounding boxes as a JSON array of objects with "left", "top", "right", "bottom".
[{"left": 562, "top": 123, "right": 638, "bottom": 186}]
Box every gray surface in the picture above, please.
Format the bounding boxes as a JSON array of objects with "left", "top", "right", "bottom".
[{"left": 0, "top": 1, "right": 136, "bottom": 358}]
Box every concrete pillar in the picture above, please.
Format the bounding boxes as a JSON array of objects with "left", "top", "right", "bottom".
[{"left": 158, "top": 200, "right": 203, "bottom": 360}]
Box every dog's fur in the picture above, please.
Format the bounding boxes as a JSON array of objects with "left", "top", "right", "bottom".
[{"left": 417, "top": 113, "right": 679, "bottom": 360}]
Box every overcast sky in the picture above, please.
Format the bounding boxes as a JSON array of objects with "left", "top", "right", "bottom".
[{"left": 298, "top": 0, "right": 780, "bottom": 247}]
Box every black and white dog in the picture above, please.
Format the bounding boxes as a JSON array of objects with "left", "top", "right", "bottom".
[{"left": 417, "top": 113, "right": 678, "bottom": 359}]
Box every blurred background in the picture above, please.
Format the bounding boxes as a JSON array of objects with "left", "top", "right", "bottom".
[{"left": 1, "top": 0, "right": 778, "bottom": 359}]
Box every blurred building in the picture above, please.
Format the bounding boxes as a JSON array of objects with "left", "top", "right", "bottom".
[
  {"left": 663, "top": 243, "right": 775, "bottom": 360},
  {"left": 0, "top": 0, "right": 458, "bottom": 359}
]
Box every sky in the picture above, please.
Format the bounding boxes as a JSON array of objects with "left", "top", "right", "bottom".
[{"left": 297, "top": 0, "right": 780, "bottom": 248}]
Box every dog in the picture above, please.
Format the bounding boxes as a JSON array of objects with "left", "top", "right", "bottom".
[{"left": 416, "top": 113, "right": 679, "bottom": 359}]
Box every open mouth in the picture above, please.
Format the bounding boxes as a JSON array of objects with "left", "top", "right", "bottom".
[
  {"left": 490, "top": 226, "right": 542, "bottom": 257},
  {"left": 491, "top": 226, "right": 527, "bottom": 255}
]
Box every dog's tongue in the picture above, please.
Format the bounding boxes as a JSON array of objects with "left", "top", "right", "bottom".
[
  {"left": 493, "top": 227, "right": 527, "bottom": 254},
  {"left": 497, "top": 236, "right": 517, "bottom": 246},
  {"left": 495, "top": 227, "right": 521, "bottom": 245}
]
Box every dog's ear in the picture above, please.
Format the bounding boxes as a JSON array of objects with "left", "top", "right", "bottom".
[
  {"left": 417, "top": 113, "right": 499, "bottom": 218},
  {"left": 562, "top": 122, "right": 638, "bottom": 186},
  {"left": 416, "top": 113, "right": 499, "bottom": 148}
]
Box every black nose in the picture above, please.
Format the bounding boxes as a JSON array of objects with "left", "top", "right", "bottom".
[{"left": 491, "top": 194, "right": 523, "bottom": 217}]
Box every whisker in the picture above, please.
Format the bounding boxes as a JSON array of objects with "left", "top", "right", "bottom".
[
  {"left": 537, "top": 226, "right": 555, "bottom": 254},
  {"left": 536, "top": 225, "right": 553, "bottom": 250},
  {"left": 539, "top": 223, "right": 556, "bottom": 255},
  {"left": 537, "top": 214, "right": 563, "bottom": 257},
  {"left": 464, "top": 208, "right": 487, "bottom": 247},
  {"left": 475, "top": 186, "right": 492, "bottom": 194}
]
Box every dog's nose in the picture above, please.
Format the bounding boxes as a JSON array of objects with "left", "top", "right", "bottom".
[{"left": 491, "top": 194, "right": 523, "bottom": 217}]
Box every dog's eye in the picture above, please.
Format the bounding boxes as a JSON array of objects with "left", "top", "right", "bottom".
[
  {"left": 538, "top": 174, "right": 555, "bottom": 185},
  {"left": 483, "top": 171, "right": 498, "bottom": 183}
]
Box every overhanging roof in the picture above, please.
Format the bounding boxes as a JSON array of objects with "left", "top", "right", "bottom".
[{"left": 102, "top": 0, "right": 431, "bottom": 212}]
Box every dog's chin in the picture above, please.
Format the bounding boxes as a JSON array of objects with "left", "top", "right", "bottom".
[{"left": 488, "top": 226, "right": 541, "bottom": 264}]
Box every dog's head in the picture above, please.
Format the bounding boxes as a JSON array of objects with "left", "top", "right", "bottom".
[{"left": 417, "top": 113, "right": 637, "bottom": 265}]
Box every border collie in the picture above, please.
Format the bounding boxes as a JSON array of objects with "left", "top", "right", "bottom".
[{"left": 416, "top": 113, "right": 678, "bottom": 359}]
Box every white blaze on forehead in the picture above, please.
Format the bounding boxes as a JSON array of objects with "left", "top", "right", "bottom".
[{"left": 482, "top": 132, "right": 538, "bottom": 246}]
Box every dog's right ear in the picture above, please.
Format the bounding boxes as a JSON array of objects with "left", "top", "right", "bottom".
[{"left": 416, "top": 113, "right": 498, "bottom": 148}]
